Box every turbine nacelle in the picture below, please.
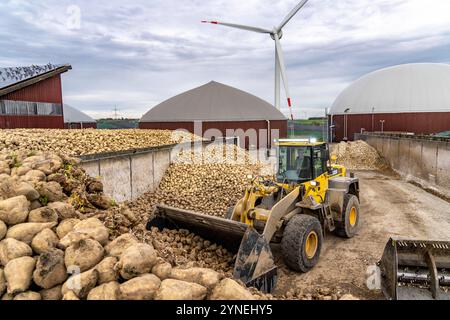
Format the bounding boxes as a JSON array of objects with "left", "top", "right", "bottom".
[{"left": 270, "top": 29, "right": 283, "bottom": 41}]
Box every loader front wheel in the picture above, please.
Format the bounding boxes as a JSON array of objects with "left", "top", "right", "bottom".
[
  {"left": 281, "top": 215, "right": 323, "bottom": 273},
  {"left": 335, "top": 194, "right": 360, "bottom": 238}
]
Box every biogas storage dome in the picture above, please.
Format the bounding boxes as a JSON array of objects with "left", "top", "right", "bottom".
[
  {"left": 329, "top": 63, "right": 450, "bottom": 141},
  {"left": 330, "top": 63, "right": 450, "bottom": 115},
  {"left": 140, "top": 81, "right": 286, "bottom": 122},
  {"left": 139, "top": 81, "right": 288, "bottom": 149}
]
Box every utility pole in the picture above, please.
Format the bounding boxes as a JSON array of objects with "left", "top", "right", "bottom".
[
  {"left": 380, "top": 120, "right": 386, "bottom": 133},
  {"left": 113, "top": 105, "right": 119, "bottom": 120},
  {"left": 344, "top": 108, "right": 350, "bottom": 141},
  {"left": 371, "top": 107, "right": 375, "bottom": 132}
]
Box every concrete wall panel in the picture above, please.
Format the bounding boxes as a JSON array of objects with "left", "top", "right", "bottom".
[
  {"left": 384, "top": 138, "right": 399, "bottom": 170},
  {"left": 398, "top": 139, "right": 411, "bottom": 175},
  {"left": 408, "top": 140, "right": 424, "bottom": 180},
  {"left": 361, "top": 133, "right": 450, "bottom": 191},
  {"left": 131, "top": 153, "right": 154, "bottom": 200},
  {"left": 437, "top": 142, "right": 450, "bottom": 188},
  {"left": 82, "top": 161, "right": 100, "bottom": 179},
  {"left": 80, "top": 144, "right": 194, "bottom": 203},
  {"left": 99, "top": 157, "right": 131, "bottom": 203},
  {"left": 154, "top": 150, "right": 171, "bottom": 188},
  {"left": 421, "top": 141, "right": 439, "bottom": 183},
  {"left": 366, "top": 136, "right": 378, "bottom": 153}
]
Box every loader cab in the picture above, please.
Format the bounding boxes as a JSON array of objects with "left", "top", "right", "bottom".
[{"left": 276, "top": 140, "right": 328, "bottom": 184}]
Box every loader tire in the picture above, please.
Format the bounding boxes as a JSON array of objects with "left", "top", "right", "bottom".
[
  {"left": 281, "top": 215, "right": 323, "bottom": 273},
  {"left": 335, "top": 194, "right": 360, "bottom": 238}
]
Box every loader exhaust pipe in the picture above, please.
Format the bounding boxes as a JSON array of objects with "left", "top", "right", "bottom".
[{"left": 378, "top": 238, "right": 450, "bottom": 300}]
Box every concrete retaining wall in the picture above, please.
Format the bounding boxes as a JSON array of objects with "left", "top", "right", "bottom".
[
  {"left": 79, "top": 138, "right": 237, "bottom": 203},
  {"left": 80, "top": 146, "right": 175, "bottom": 203},
  {"left": 356, "top": 133, "right": 450, "bottom": 190}
]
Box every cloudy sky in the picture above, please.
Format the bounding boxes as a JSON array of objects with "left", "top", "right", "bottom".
[{"left": 1, "top": 0, "right": 450, "bottom": 119}]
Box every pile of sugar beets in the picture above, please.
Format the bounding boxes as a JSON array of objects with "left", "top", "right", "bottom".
[
  {"left": 0, "top": 150, "right": 261, "bottom": 300},
  {"left": 0, "top": 129, "right": 201, "bottom": 157}
]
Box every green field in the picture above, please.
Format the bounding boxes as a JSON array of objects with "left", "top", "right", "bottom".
[
  {"left": 95, "top": 118, "right": 327, "bottom": 141},
  {"left": 97, "top": 119, "right": 139, "bottom": 129},
  {"left": 291, "top": 118, "right": 326, "bottom": 126}
]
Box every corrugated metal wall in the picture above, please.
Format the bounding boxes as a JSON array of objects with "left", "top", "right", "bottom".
[
  {"left": 0, "top": 115, "right": 63, "bottom": 129},
  {"left": 139, "top": 120, "right": 288, "bottom": 149},
  {"left": 1, "top": 75, "right": 63, "bottom": 103},
  {"left": 0, "top": 74, "right": 64, "bottom": 128},
  {"left": 331, "top": 112, "right": 450, "bottom": 141}
]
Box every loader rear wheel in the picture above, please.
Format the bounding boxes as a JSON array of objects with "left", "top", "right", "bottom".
[
  {"left": 281, "top": 215, "right": 323, "bottom": 273},
  {"left": 335, "top": 194, "right": 360, "bottom": 238}
]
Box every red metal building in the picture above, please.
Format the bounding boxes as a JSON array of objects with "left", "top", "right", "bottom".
[
  {"left": 0, "top": 64, "right": 72, "bottom": 129},
  {"left": 139, "top": 81, "right": 288, "bottom": 149},
  {"left": 329, "top": 63, "right": 450, "bottom": 141}
]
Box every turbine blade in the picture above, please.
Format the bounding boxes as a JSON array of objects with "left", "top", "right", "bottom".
[
  {"left": 201, "top": 21, "right": 271, "bottom": 34},
  {"left": 274, "top": 34, "right": 294, "bottom": 120},
  {"left": 277, "top": 0, "right": 309, "bottom": 31}
]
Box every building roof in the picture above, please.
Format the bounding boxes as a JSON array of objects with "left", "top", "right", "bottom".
[
  {"left": 330, "top": 63, "right": 450, "bottom": 115},
  {"left": 64, "top": 105, "right": 96, "bottom": 123},
  {"left": 0, "top": 63, "right": 72, "bottom": 97},
  {"left": 140, "top": 81, "right": 287, "bottom": 122}
]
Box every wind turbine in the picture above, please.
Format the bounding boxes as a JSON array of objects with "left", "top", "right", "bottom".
[{"left": 202, "top": 0, "right": 309, "bottom": 120}]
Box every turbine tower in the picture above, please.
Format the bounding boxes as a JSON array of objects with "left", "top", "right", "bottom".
[{"left": 202, "top": 0, "right": 309, "bottom": 120}]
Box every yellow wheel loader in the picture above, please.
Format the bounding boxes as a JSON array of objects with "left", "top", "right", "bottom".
[{"left": 148, "top": 139, "right": 361, "bottom": 293}]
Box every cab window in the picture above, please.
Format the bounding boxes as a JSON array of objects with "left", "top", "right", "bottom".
[
  {"left": 313, "top": 146, "right": 328, "bottom": 178},
  {"left": 277, "top": 146, "right": 312, "bottom": 182}
]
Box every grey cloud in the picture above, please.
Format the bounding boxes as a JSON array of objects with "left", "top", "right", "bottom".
[{"left": 0, "top": 0, "right": 449, "bottom": 119}]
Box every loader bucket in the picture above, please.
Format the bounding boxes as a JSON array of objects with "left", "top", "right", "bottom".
[
  {"left": 378, "top": 238, "right": 450, "bottom": 300},
  {"left": 147, "top": 204, "right": 249, "bottom": 251},
  {"left": 233, "top": 228, "right": 278, "bottom": 293},
  {"left": 147, "top": 204, "right": 278, "bottom": 293}
]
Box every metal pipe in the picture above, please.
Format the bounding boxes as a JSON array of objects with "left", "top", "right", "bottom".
[
  {"left": 371, "top": 107, "right": 375, "bottom": 132},
  {"left": 344, "top": 114, "right": 348, "bottom": 140},
  {"left": 380, "top": 120, "right": 386, "bottom": 133},
  {"left": 330, "top": 114, "right": 334, "bottom": 143},
  {"left": 398, "top": 270, "right": 450, "bottom": 286}
]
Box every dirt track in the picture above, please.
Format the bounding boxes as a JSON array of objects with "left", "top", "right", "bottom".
[{"left": 273, "top": 170, "right": 450, "bottom": 300}]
